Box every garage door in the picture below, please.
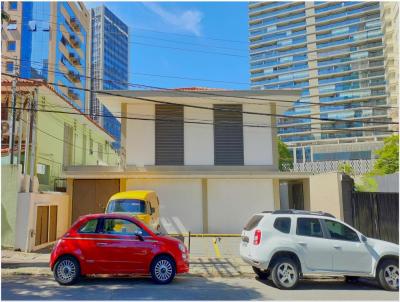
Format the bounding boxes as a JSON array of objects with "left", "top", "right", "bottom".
[
  {"left": 207, "top": 179, "right": 274, "bottom": 233},
  {"left": 72, "top": 179, "right": 120, "bottom": 222},
  {"left": 126, "top": 179, "right": 203, "bottom": 233}
]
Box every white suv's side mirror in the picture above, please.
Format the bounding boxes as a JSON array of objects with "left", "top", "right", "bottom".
[{"left": 361, "top": 235, "right": 367, "bottom": 242}]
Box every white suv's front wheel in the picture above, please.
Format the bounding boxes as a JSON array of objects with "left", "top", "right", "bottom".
[
  {"left": 377, "top": 259, "right": 399, "bottom": 291},
  {"left": 271, "top": 258, "right": 299, "bottom": 289}
]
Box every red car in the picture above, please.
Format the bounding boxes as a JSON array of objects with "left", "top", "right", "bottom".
[{"left": 50, "top": 213, "right": 189, "bottom": 285}]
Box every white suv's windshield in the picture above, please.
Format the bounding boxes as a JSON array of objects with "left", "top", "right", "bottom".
[{"left": 106, "top": 199, "right": 146, "bottom": 214}]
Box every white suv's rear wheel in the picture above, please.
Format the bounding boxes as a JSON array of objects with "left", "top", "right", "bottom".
[{"left": 271, "top": 258, "right": 299, "bottom": 289}]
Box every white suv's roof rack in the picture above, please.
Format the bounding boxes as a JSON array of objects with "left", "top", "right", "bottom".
[{"left": 262, "top": 209, "right": 335, "bottom": 218}]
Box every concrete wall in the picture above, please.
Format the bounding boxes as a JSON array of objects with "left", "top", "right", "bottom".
[
  {"left": 1, "top": 165, "right": 21, "bottom": 247},
  {"left": 125, "top": 103, "right": 275, "bottom": 167},
  {"left": 207, "top": 179, "right": 274, "bottom": 233},
  {"left": 15, "top": 192, "right": 70, "bottom": 252},
  {"left": 308, "top": 172, "right": 343, "bottom": 219},
  {"left": 126, "top": 177, "right": 275, "bottom": 234},
  {"left": 126, "top": 178, "right": 203, "bottom": 233},
  {"left": 243, "top": 104, "right": 273, "bottom": 165},
  {"left": 184, "top": 107, "right": 214, "bottom": 165},
  {"left": 126, "top": 104, "right": 155, "bottom": 167}
]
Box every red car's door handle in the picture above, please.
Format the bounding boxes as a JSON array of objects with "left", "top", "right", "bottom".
[{"left": 96, "top": 242, "right": 108, "bottom": 247}]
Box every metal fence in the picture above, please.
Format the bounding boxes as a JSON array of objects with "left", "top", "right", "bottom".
[{"left": 282, "top": 159, "right": 375, "bottom": 175}]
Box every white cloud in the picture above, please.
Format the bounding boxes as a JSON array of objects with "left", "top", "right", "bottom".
[{"left": 143, "top": 2, "right": 203, "bottom": 36}]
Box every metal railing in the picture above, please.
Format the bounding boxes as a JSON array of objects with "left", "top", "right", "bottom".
[{"left": 282, "top": 159, "right": 375, "bottom": 175}]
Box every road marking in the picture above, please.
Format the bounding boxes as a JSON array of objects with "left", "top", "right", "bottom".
[{"left": 212, "top": 238, "right": 221, "bottom": 258}]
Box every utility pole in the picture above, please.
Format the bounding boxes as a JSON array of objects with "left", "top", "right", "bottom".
[
  {"left": 16, "top": 97, "right": 26, "bottom": 166},
  {"left": 29, "top": 88, "right": 38, "bottom": 192},
  {"left": 23, "top": 94, "right": 32, "bottom": 176},
  {"left": 9, "top": 76, "right": 17, "bottom": 164}
]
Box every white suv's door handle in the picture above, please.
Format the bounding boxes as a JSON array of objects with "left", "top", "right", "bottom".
[
  {"left": 297, "top": 242, "right": 307, "bottom": 245},
  {"left": 333, "top": 245, "right": 341, "bottom": 249}
]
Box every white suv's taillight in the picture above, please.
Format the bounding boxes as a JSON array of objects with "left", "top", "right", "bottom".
[{"left": 253, "top": 229, "right": 262, "bottom": 245}]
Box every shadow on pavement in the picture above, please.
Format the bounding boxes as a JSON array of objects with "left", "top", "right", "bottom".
[
  {"left": 1, "top": 275, "right": 263, "bottom": 300},
  {"left": 255, "top": 276, "right": 385, "bottom": 291}
]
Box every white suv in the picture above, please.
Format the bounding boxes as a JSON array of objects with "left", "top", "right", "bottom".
[{"left": 240, "top": 210, "right": 399, "bottom": 291}]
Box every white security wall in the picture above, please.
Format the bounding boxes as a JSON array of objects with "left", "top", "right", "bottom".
[
  {"left": 126, "top": 179, "right": 203, "bottom": 233},
  {"left": 184, "top": 107, "right": 214, "bottom": 165},
  {"left": 126, "top": 104, "right": 155, "bottom": 166},
  {"left": 207, "top": 179, "right": 274, "bottom": 233},
  {"left": 15, "top": 192, "right": 70, "bottom": 252},
  {"left": 243, "top": 104, "right": 273, "bottom": 165}
]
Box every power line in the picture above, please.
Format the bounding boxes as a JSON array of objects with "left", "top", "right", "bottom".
[
  {"left": 3, "top": 69, "right": 397, "bottom": 128},
  {"left": 3, "top": 17, "right": 248, "bottom": 59},
  {"left": 4, "top": 11, "right": 248, "bottom": 45},
  {"left": 4, "top": 57, "right": 397, "bottom": 113}
]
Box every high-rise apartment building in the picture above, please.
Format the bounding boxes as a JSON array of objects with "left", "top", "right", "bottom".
[
  {"left": 249, "top": 2, "right": 392, "bottom": 163},
  {"left": 381, "top": 1, "right": 399, "bottom": 132},
  {"left": 90, "top": 5, "right": 129, "bottom": 150},
  {"left": 1, "top": 1, "right": 91, "bottom": 112}
]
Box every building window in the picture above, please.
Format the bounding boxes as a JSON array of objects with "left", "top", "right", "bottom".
[
  {"left": 6, "top": 61, "right": 14, "bottom": 73},
  {"left": 37, "top": 163, "right": 50, "bottom": 185},
  {"left": 7, "top": 41, "right": 16, "bottom": 52},
  {"left": 214, "top": 104, "right": 244, "bottom": 165},
  {"left": 7, "top": 20, "right": 17, "bottom": 30},
  {"left": 155, "top": 104, "right": 184, "bottom": 165},
  {"left": 8, "top": 2, "right": 17, "bottom": 10}
]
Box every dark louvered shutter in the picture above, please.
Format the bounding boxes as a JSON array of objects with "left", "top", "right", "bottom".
[
  {"left": 214, "top": 104, "right": 244, "bottom": 165},
  {"left": 155, "top": 104, "right": 184, "bottom": 165}
]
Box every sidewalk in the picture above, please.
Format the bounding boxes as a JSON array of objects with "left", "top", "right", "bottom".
[{"left": 1, "top": 248, "right": 254, "bottom": 278}]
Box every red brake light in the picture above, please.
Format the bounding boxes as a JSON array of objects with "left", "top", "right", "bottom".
[{"left": 253, "top": 229, "right": 262, "bottom": 245}]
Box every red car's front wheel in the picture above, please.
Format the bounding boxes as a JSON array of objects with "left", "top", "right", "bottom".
[
  {"left": 53, "top": 255, "right": 81, "bottom": 286},
  {"left": 151, "top": 255, "right": 176, "bottom": 284}
]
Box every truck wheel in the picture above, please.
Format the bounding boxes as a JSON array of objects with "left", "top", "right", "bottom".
[
  {"left": 252, "top": 266, "right": 270, "bottom": 279},
  {"left": 377, "top": 259, "right": 399, "bottom": 291},
  {"left": 271, "top": 257, "right": 299, "bottom": 289}
]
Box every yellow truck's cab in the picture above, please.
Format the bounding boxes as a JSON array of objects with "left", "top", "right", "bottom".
[{"left": 105, "top": 190, "right": 160, "bottom": 230}]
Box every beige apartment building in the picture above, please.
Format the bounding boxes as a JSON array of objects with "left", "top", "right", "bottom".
[{"left": 381, "top": 1, "right": 399, "bottom": 131}]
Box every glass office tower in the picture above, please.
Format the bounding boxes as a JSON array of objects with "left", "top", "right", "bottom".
[
  {"left": 90, "top": 5, "right": 129, "bottom": 150},
  {"left": 3, "top": 1, "right": 90, "bottom": 112},
  {"left": 249, "top": 2, "right": 391, "bottom": 163}
]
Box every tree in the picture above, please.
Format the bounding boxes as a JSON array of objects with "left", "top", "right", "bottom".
[
  {"left": 338, "top": 162, "right": 355, "bottom": 177},
  {"left": 278, "top": 139, "right": 293, "bottom": 171},
  {"left": 372, "top": 134, "right": 399, "bottom": 175},
  {"left": 355, "top": 173, "right": 378, "bottom": 192}
]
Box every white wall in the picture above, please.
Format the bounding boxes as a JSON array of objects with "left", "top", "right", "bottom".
[
  {"left": 126, "top": 179, "right": 203, "bottom": 233},
  {"left": 184, "top": 107, "right": 214, "bottom": 165},
  {"left": 15, "top": 192, "right": 70, "bottom": 252},
  {"left": 207, "top": 179, "right": 274, "bottom": 233},
  {"left": 126, "top": 104, "right": 155, "bottom": 166},
  {"left": 243, "top": 104, "right": 273, "bottom": 165}
]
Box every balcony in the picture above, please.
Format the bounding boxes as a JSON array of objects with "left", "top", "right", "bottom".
[
  {"left": 69, "top": 34, "right": 80, "bottom": 48},
  {"left": 69, "top": 17, "right": 80, "bottom": 32},
  {"left": 67, "top": 88, "right": 79, "bottom": 100},
  {"left": 67, "top": 70, "right": 80, "bottom": 83},
  {"left": 69, "top": 53, "right": 81, "bottom": 66}
]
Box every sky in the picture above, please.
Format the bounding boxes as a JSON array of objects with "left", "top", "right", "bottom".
[{"left": 84, "top": 1, "right": 250, "bottom": 90}]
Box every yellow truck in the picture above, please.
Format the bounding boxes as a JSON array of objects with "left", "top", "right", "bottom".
[{"left": 105, "top": 190, "right": 160, "bottom": 231}]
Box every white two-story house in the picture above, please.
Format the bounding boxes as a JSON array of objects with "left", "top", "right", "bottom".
[{"left": 67, "top": 89, "right": 327, "bottom": 234}]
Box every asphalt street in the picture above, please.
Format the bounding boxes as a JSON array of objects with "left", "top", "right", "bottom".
[{"left": 1, "top": 274, "right": 398, "bottom": 300}]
